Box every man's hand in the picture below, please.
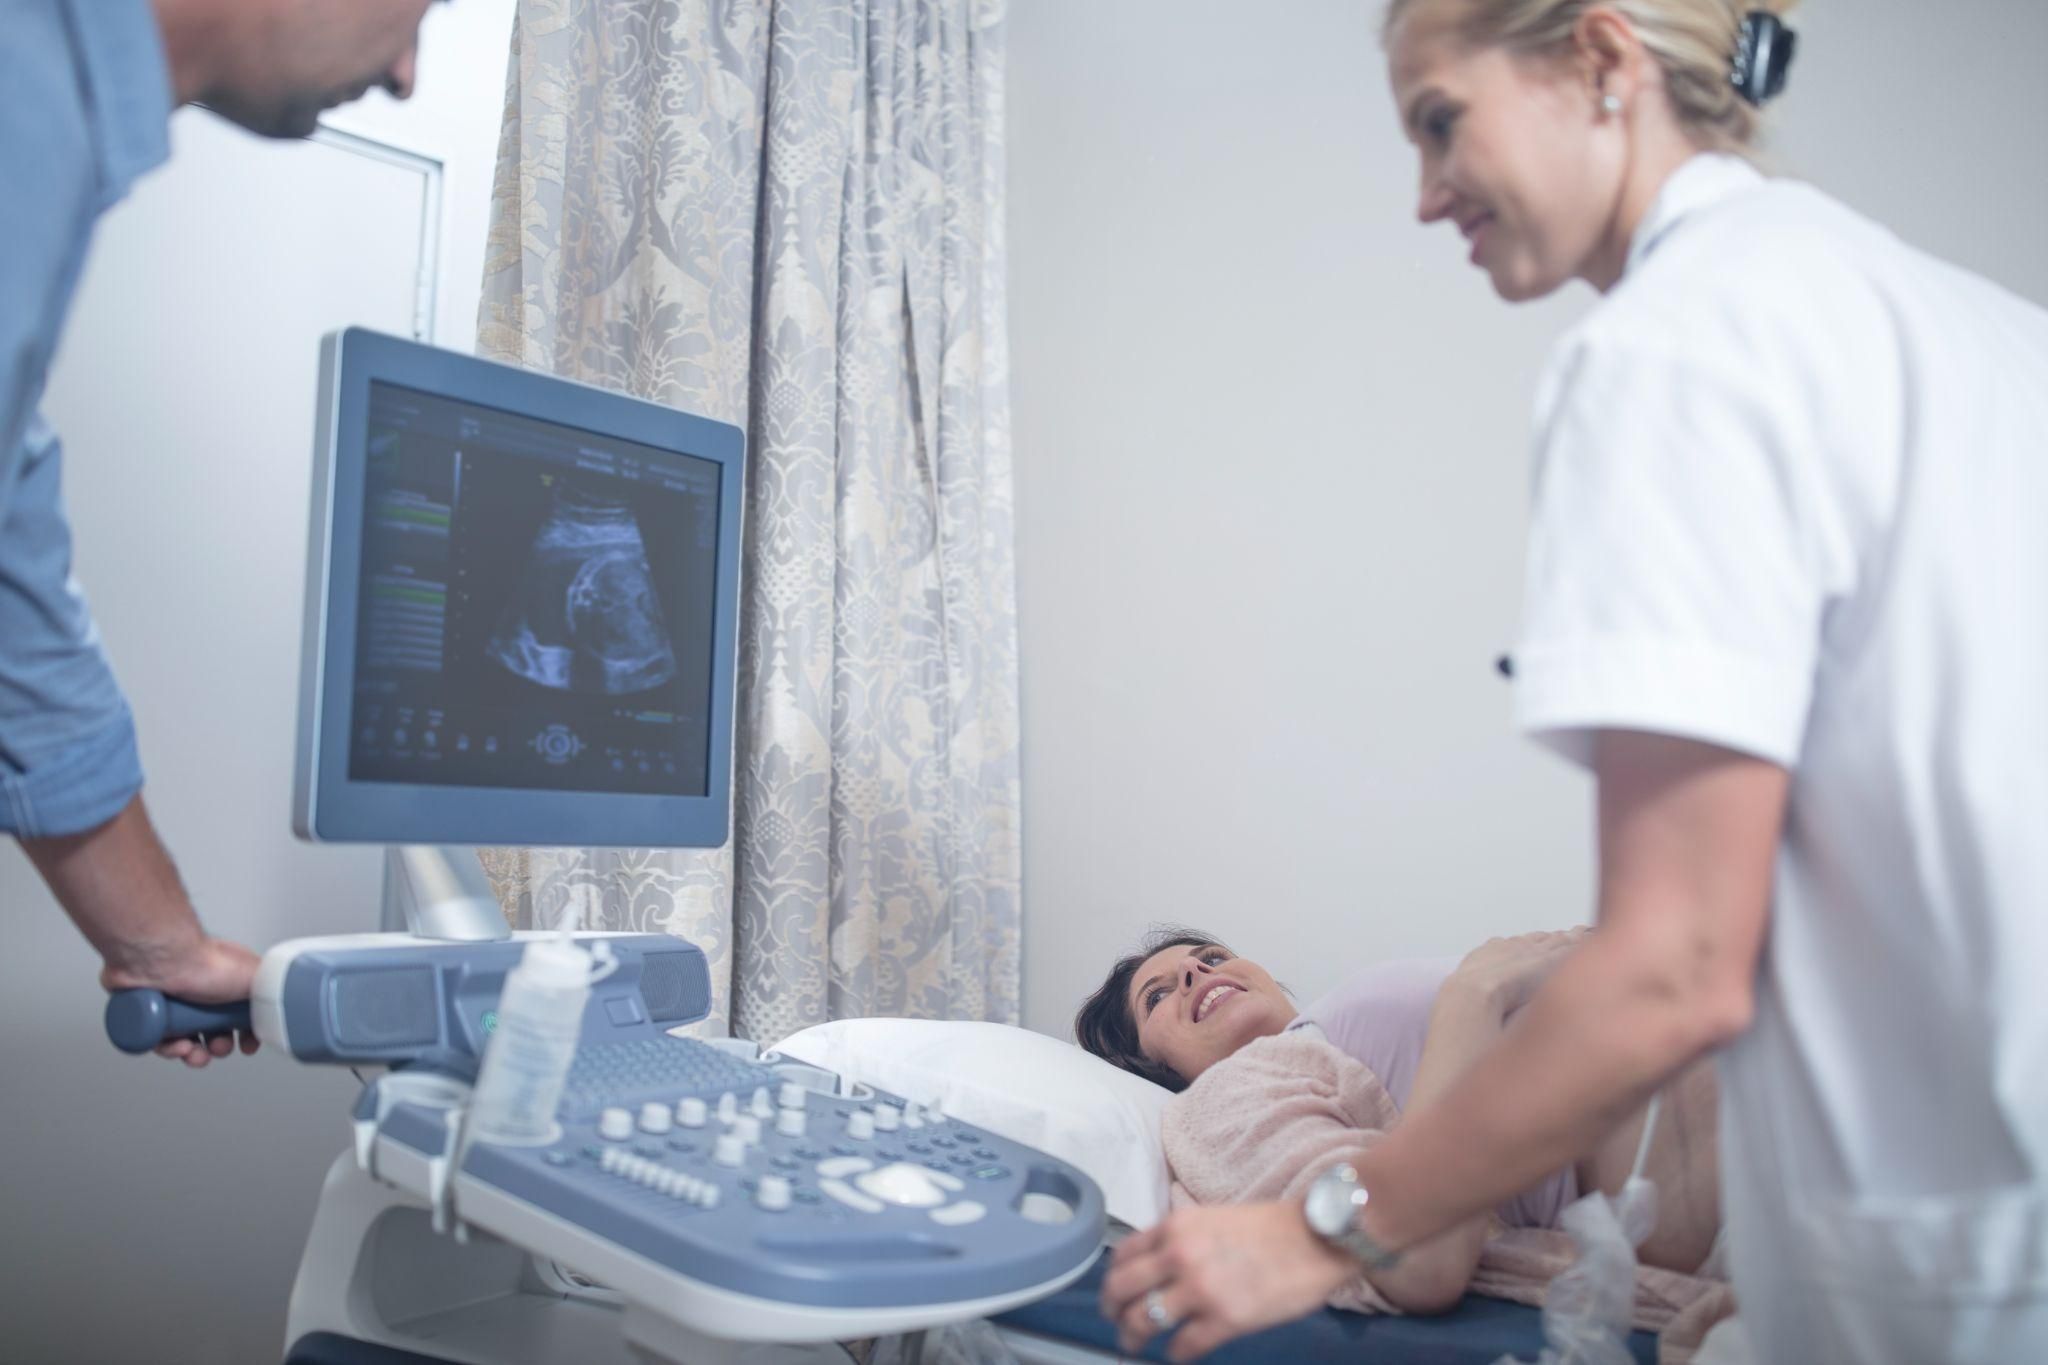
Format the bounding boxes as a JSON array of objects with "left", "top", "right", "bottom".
[
  {"left": 1100, "top": 1202, "right": 1355, "bottom": 1361},
  {"left": 22, "top": 795, "right": 262, "bottom": 1068},
  {"left": 100, "top": 932, "right": 261, "bottom": 1067}
]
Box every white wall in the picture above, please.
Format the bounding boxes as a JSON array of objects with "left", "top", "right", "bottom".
[
  {"left": 1007, "top": 0, "right": 2048, "bottom": 1037},
  {"left": 0, "top": 4, "right": 515, "bottom": 1362}
]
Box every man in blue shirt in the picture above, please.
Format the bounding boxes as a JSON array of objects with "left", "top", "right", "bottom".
[{"left": 3, "top": 0, "right": 438, "bottom": 1065}]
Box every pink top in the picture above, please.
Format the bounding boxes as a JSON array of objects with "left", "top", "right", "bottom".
[{"left": 1290, "top": 957, "right": 1581, "bottom": 1230}]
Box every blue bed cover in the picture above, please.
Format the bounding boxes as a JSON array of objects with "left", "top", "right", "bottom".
[{"left": 993, "top": 1250, "right": 1658, "bottom": 1364}]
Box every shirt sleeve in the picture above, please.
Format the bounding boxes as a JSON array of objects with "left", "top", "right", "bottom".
[
  {"left": 1513, "top": 338, "right": 1848, "bottom": 771},
  {"left": 0, "top": 414, "right": 143, "bottom": 838}
]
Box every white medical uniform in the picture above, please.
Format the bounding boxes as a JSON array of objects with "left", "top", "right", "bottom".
[{"left": 1513, "top": 153, "right": 2048, "bottom": 1363}]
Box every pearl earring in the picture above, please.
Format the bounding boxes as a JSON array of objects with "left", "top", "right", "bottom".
[{"left": 1600, "top": 93, "right": 1623, "bottom": 116}]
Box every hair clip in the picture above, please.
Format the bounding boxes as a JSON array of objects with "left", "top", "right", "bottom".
[{"left": 1730, "top": 10, "right": 1797, "bottom": 107}]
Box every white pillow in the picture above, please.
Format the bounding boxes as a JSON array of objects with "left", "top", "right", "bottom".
[{"left": 770, "top": 1017, "right": 1173, "bottom": 1228}]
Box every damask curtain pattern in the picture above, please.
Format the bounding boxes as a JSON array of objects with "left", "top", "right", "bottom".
[{"left": 476, "top": 0, "right": 1020, "bottom": 1043}]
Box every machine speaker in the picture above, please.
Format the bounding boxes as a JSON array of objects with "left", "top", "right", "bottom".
[
  {"left": 329, "top": 966, "right": 440, "bottom": 1048},
  {"left": 638, "top": 950, "right": 700, "bottom": 1023}
]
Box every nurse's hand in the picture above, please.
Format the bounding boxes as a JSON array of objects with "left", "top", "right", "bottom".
[{"left": 1101, "top": 1202, "right": 1355, "bottom": 1361}]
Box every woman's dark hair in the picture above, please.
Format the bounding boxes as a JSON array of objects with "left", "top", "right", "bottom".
[{"left": 1073, "top": 925, "right": 1225, "bottom": 1093}]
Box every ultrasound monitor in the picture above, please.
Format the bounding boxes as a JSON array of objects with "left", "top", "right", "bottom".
[{"left": 294, "top": 328, "right": 745, "bottom": 853}]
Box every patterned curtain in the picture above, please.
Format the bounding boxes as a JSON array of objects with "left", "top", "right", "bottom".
[{"left": 476, "top": 0, "right": 1020, "bottom": 1044}]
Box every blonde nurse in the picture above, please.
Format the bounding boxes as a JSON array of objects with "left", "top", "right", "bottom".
[{"left": 1100, "top": 3, "right": 2048, "bottom": 1361}]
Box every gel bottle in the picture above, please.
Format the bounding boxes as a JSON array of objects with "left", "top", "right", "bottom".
[{"left": 465, "top": 934, "right": 595, "bottom": 1146}]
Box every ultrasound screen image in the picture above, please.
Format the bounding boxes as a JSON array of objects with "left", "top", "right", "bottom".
[
  {"left": 347, "top": 383, "right": 721, "bottom": 797},
  {"left": 486, "top": 479, "right": 679, "bottom": 696}
]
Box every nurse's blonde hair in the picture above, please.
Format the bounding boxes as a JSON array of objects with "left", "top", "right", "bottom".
[{"left": 1383, "top": 0, "right": 1802, "bottom": 152}]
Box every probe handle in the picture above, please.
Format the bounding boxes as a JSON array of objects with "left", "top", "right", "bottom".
[{"left": 104, "top": 990, "right": 253, "bottom": 1055}]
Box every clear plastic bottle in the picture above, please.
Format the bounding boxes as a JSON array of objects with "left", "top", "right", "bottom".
[{"left": 465, "top": 934, "right": 594, "bottom": 1147}]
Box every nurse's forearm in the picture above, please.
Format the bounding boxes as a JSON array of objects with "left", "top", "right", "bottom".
[
  {"left": 1353, "top": 735, "right": 1782, "bottom": 1251},
  {"left": 1355, "top": 930, "right": 1735, "bottom": 1250}
]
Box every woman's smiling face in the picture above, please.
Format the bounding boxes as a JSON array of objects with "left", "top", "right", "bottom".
[
  {"left": 1128, "top": 943, "right": 1297, "bottom": 1086},
  {"left": 1388, "top": 12, "right": 1632, "bottom": 301}
]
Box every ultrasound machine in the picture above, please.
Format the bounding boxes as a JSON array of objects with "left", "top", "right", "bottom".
[{"left": 103, "top": 330, "right": 1104, "bottom": 1365}]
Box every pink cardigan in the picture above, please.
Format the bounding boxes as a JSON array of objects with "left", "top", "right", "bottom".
[{"left": 1160, "top": 1032, "right": 1736, "bottom": 1365}]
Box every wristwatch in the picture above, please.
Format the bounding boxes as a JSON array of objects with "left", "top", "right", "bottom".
[{"left": 1303, "top": 1162, "right": 1403, "bottom": 1270}]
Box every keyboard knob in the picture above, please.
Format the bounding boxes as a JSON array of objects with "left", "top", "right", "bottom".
[
  {"left": 732, "top": 1114, "right": 763, "bottom": 1146},
  {"left": 778, "top": 1081, "right": 809, "bottom": 1110},
  {"left": 756, "top": 1175, "right": 793, "bottom": 1212},
  {"left": 775, "top": 1108, "right": 806, "bottom": 1138},
  {"left": 873, "top": 1103, "right": 901, "bottom": 1132},
  {"left": 716, "top": 1092, "right": 739, "bottom": 1124},
  {"left": 638, "top": 1102, "right": 672, "bottom": 1135},
  {"left": 599, "top": 1107, "right": 635, "bottom": 1141},
  {"left": 676, "top": 1096, "right": 708, "bottom": 1128},
  {"left": 750, "top": 1087, "right": 775, "bottom": 1120},
  {"left": 713, "top": 1133, "right": 746, "bottom": 1168},
  {"left": 847, "top": 1110, "right": 875, "bottom": 1141}
]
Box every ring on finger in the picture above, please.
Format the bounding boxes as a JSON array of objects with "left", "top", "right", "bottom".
[{"left": 1144, "top": 1287, "right": 1177, "bottom": 1331}]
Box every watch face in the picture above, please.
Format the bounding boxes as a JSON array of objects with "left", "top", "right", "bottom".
[{"left": 1306, "top": 1169, "right": 1354, "bottom": 1237}]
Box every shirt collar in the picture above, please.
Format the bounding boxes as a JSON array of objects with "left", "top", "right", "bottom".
[
  {"left": 1623, "top": 152, "right": 1766, "bottom": 279},
  {"left": 63, "top": 0, "right": 174, "bottom": 210}
]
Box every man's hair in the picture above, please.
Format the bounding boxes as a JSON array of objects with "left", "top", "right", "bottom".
[{"left": 1073, "top": 925, "right": 1225, "bottom": 1093}]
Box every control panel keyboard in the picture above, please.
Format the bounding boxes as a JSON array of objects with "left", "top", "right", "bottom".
[
  {"left": 252, "top": 933, "right": 1105, "bottom": 1327},
  {"left": 450, "top": 1033, "right": 1101, "bottom": 1310}
]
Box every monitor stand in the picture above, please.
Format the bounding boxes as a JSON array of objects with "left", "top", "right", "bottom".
[{"left": 382, "top": 846, "right": 512, "bottom": 942}]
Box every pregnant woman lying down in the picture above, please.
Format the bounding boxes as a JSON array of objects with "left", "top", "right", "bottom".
[{"left": 1075, "top": 928, "right": 1734, "bottom": 1356}]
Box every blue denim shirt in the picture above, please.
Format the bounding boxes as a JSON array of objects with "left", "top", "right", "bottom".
[{"left": 0, "top": 0, "right": 171, "bottom": 836}]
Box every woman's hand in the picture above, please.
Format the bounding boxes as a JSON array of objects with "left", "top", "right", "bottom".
[
  {"left": 1445, "top": 927, "right": 1590, "bottom": 1017},
  {"left": 1101, "top": 1202, "right": 1357, "bottom": 1361}
]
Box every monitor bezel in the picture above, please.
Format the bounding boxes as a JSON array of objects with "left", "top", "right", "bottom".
[{"left": 293, "top": 327, "right": 746, "bottom": 848}]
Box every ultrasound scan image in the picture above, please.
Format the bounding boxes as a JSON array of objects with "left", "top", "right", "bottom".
[{"left": 487, "top": 479, "right": 679, "bottom": 695}]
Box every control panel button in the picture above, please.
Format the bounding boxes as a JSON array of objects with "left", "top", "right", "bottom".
[
  {"left": 854, "top": 1161, "right": 947, "bottom": 1209},
  {"left": 846, "top": 1111, "right": 876, "bottom": 1141},
  {"left": 713, "top": 1134, "right": 747, "bottom": 1168},
  {"left": 929, "top": 1200, "right": 987, "bottom": 1226},
  {"left": 775, "top": 1108, "right": 807, "bottom": 1138},
  {"left": 819, "top": 1178, "right": 885, "bottom": 1214},
  {"left": 778, "top": 1081, "right": 809, "bottom": 1110},
  {"left": 873, "top": 1103, "right": 901, "bottom": 1132},
  {"left": 698, "top": 1184, "right": 722, "bottom": 1210},
  {"left": 716, "top": 1092, "right": 739, "bottom": 1124},
  {"left": 676, "top": 1097, "right": 708, "bottom": 1128},
  {"left": 750, "top": 1087, "right": 775, "bottom": 1120},
  {"left": 756, "top": 1175, "right": 793, "bottom": 1212},
  {"left": 599, "top": 1107, "right": 634, "bottom": 1142},
  {"left": 638, "top": 1102, "right": 672, "bottom": 1135},
  {"left": 815, "top": 1156, "right": 874, "bottom": 1179},
  {"left": 732, "top": 1115, "right": 763, "bottom": 1146}
]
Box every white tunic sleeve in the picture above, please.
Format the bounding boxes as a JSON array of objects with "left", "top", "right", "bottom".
[{"left": 1512, "top": 337, "right": 1854, "bottom": 770}]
